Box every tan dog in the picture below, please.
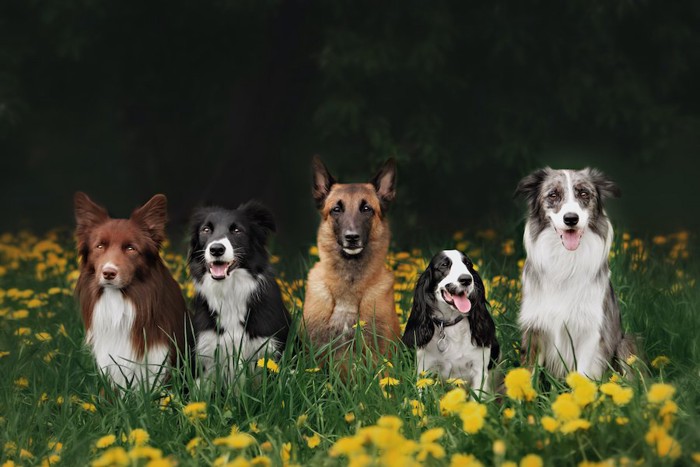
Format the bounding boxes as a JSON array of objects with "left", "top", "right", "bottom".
[{"left": 302, "top": 156, "right": 401, "bottom": 373}]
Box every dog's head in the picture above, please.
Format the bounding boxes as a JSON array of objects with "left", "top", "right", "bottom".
[
  {"left": 311, "top": 156, "right": 396, "bottom": 259},
  {"left": 74, "top": 192, "right": 167, "bottom": 289},
  {"left": 188, "top": 201, "right": 275, "bottom": 281},
  {"left": 515, "top": 167, "right": 620, "bottom": 251},
  {"left": 402, "top": 250, "right": 488, "bottom": 348}
]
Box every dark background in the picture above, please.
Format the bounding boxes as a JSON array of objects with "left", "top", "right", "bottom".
[{"left": 1, "top": 0, "right": 699, "bottom": 254}]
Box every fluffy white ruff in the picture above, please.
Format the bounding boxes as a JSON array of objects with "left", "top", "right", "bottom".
[
  {"left": 86, "top": 288, "right": 169, "bottom": 388},
  {"left": 519, "top": 219, "right": 613, "bottom": 379},
  {"left": 195, "top": 268, "right": 279, "bottom": 384}
]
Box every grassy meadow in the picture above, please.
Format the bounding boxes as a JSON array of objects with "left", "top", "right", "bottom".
[{"left": 0, "top": 228, "right": 698, "bottom": 466}]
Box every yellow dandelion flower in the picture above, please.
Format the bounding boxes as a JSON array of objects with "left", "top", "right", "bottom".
[
  {"left": 647, "top": 383, "right": 676, "bottom": 404},
  {"left": 352, "top": 320, "right": 367, "bottom": 329},
  {"left": 541, "top": 416, "right": 559, "bottom": 433},
  {"left": 450, "top": 453, "right": 483, "bottom": 467},
  {"left": 305, "top": 367, "right": 321, "bottom": 373},
  {"left": 256, "top": 358, "right": 280, "bottom": 373},
  {"left": 82, "top": 402, "right": 97, "bottom": 413},
  {"left": 645, "top": 423, "right": 681, "bottom": 459},
  {"left": 520, "top": 454, "right": 543, "bottom": 467},
  {"left": 615, "top": 417, "right": 629, "bottom": 425},
  {"left": 409, "top": 399, "right": 424, "bottom": 417},
  {"left": 296, "top": 414, "right": 308, "bottom": 427},
  {"left": 159, "top": 394, "right": 172, "bottom": 411},
  {"left": 691, "top": 452, "right": 700, "bottom": 463},
  {"left": 504, "top": 368, "right": 536, "bottom": 402},
  {"left": 213, "top": 433, "right": 255, "bottom": 449},
  {"left": 379, "top": 376, "right": 400, "bottom": 388},
  {"left": 281, "top": 442, "right": 292, "bottom": 464},
  {"left": 559, "top": 419, "right": 591, "bottom": 434},
  {"left": 14, "top": 377, "right": 29, "bottom": 389},
  {"left": 48, "top": 287, "right": 62, "bottom": 295},
  {"left": 26, "top": 298, "right": 44, "bottom": 308},
  {"left": 344, "top": 412, "right": 356, "bottom": 423},
  {"left": 128, "top": 446, "right": 162, "bottom": 460},
  {"left": 128, "top": 428, "right": 149, "bottom": 446},
  {"left": 459, "top": 401, "right": 487, "bottom": 434},
  {"left": 446, "top": 377, "right": 466, "bottom": 387},
  {"left": 305, "top": 434, "right": 321, "bottom": 449},
  {"left": 503, "top": 408, "right": 516, "bottom": 419},
  {"left": 14, "top": 327, "right": 31, "bottom": 336},
  {"left": 416, "top": 377, "right": 435, "bottom": 389},
  {"left": 249, "top": 422, "right": 260, "bottom": 433},
  {"left": 376, "top": 415, "right": 403, "bottom": 432},
  {"left": 250, "top": 456, "right": 271, "bottom": 467},
  {"left": 10, "top": 310, "right": 29, "bottom": 319},
  {"left": 440, "top": 388, "right": 467, "bottom": 415},
  {"left": 0, "top": 351, "right": 9, "bottom": 358},
  {"left": 552, "top": 393, "right": 580, "bottom": 421},
  {"left": 34, "top": 332, "right": 52, "bottom": 342},
  {"left": 95, "top": 435, "right": 116, "bottom": 449},
  {"left": 19, "top": 449, "right": 34, "bottom": 459},
  {"left": 183, "top": 401, "right": 207, "bottom": 421},
  {"left": 600, "top": 382, "right": 633, "bottom": 406},
  {"left": 566, "top": 372, "right": 597, "bottom": 407},
  {"left": 493, "top": 440, "right": 506, "bottom": 456},
  {"left": 91, "top": 447, "right": 129, "bottom": 467},
  {"left": 185, "top": 437, "right": 201, "bottom": 456},
  {"left": 651, "top": 356, "right": 671, "bottom": 369}
]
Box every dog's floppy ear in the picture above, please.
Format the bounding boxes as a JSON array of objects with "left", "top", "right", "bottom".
[
  {"left": 466, "top": 267, "right": 497, "bottom": 350},
  {"left": 371, "top": 158, "right": 397, "bottom": 212},
  {"left": 240, "top": 200, "right": 276, "bottom": 242},
  {"left": 402, "top": 266, "right": 435, "bottom": 349},
  {"left": 74, "top": 192, "right": 110, "bottom": 259},
  {"left": 586, "top": 167, "right": 621, "bottom": 200},
  {"left": 312, "top": 156, "right": 336, "bottom": 209},
  {"left": 131, "top": 194, "right": 168, "bottom": 246}
]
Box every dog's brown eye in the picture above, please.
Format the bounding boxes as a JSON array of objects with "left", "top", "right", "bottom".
[
  {"left": 232, "top": 227, "right": 241, "bottom": 234},
  {"left": 547, "top": 191, "right": 558, "bottom": 199},
  {"left": 96, "top": 244, "right": 104, "bottom": 250},
  {"left": 579, "top": 190, "right": 589, "bottom": 199},
  {"left": 201, "top": 226, "right": 211, "bottom": 234},
  {"left": 360, "top": 204, "right": 373, "bottom": 213},
  {"left": 331, "top": 205, "right": 342, "bottom": 213},
  {"left": 125, "top": 245, "right": 136, "bottom": 252}
]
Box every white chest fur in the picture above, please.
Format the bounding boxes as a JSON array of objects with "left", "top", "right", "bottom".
[
  {"left": 86, "top": 288, "right": 169, "bottom": 388},
  {"left": 416, "top": 320, "right": 491, "bottom": 391},
  {"left": 519, "top": 223, "right": 612, "bottom": 378},
  {"left": 195, "top": 269, "right": 278, "bottom": 382}
]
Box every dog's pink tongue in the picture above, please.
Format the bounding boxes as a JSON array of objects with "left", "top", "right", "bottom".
[
  {"left": 453, "top": 294, "right": 472, "bottom": 314},
  {"left": 210, "top": 264, "right": 228, "bottom": 278},
  {"left": 562, "top": 230, "right": 582, "bottom": 251}
]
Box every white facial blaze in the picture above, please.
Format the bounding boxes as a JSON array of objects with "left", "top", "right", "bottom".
[
  {"left": 204, "top": 237, "right": 235, "bottom": 264},
  {"left": 435, "top": 250, "right": 474, "bottom": 302},
  {"left": 547, "top": 170, "right": 589, "bottom": 232}
]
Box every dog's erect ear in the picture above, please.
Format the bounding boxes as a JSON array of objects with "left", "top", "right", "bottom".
[
  {"left": 131, "top": 194, "right": 168, "bottom": 246},
  {"left": 240, "top": 200, "right": 276, "bottom": 239},
  {"left": 371, "top": 158, "right": 397, "bottom": 212},
  {"left": 402, "top": 266, "right": 435, "bottom": 349},
  {"left": 74, "top": 192, "right": 110, "bottom": 256},
  {"left": 312, "top": 156, "right": 336, "bottom": 209},
  {"left": 586, "top": 168, "right": 621, "bottom": 200}
]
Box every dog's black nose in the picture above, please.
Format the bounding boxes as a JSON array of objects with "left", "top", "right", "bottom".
[
  {"left": 563, "top": 213, "right": 579, "bottom": 227},
  {"left": 209, "top": 243, "right": 225, "bottom": 257},
  {"left": 458, "top": 274, "right": 473, "bottom": 287},
  {"left": 344, "top": 233, "right": 360, "bottom": 245}
]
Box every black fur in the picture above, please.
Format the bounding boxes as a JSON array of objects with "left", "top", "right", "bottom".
[
  {"left": 188, "top": 202, "right": 291, "bottom": 354},
  {"left": 402, "top": 251, "right": 500, "bottom": 369}
]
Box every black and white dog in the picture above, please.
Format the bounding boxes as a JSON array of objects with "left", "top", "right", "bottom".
[
  {"left": 516, "top": 167, "right": 636, "bottom": 379},
  {"left": 402, "top": 250, "right": 499, "bottom": 391},
  {"left": 188, "top": 201, "right": 291, "bottom": 384}
]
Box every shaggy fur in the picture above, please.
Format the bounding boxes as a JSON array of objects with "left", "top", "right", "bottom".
[
  {"left": 516, "top": 167, "right": 636, "bottom": 379},
  {"left": 74, "top": 192, "right": 191, "bottom": 389}
]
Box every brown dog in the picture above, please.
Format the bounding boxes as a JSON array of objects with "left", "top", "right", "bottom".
[{"left": 302, "top": 156, "right": 401, "bottom": 373}]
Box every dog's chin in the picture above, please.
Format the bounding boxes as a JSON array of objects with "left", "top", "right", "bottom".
[
  {"left": 340, "top": 245, "right": 364, "bottom": 258},
  {"left": 555, "top": 228, "right": 584, "bottom": 251},
  {"left": 208, "top": 261, "right": 235, "bottom": 280}
]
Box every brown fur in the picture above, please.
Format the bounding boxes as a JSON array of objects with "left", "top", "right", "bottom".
[
  {"left": 302, "top": 158, "right": 400, "bottom": 375},
  {"left": 74, "top": 192, "right": 190, "bottom": 369}
]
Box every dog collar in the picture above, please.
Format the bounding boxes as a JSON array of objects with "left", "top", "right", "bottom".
[
  {"left": 432, "top": 316, "right": 464, "bottom": 328},
  {"left": 433, "top": 315, "right": 464, "bottom": 353}
]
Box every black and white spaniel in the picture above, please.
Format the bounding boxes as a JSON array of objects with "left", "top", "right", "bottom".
[{"left": 402, "top": 250, "right": 499, "bottom": 391}]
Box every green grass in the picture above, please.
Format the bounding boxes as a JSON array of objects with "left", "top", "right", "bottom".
[{"left": 0, "top": 229, "right": 698, "bottom": 466}]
